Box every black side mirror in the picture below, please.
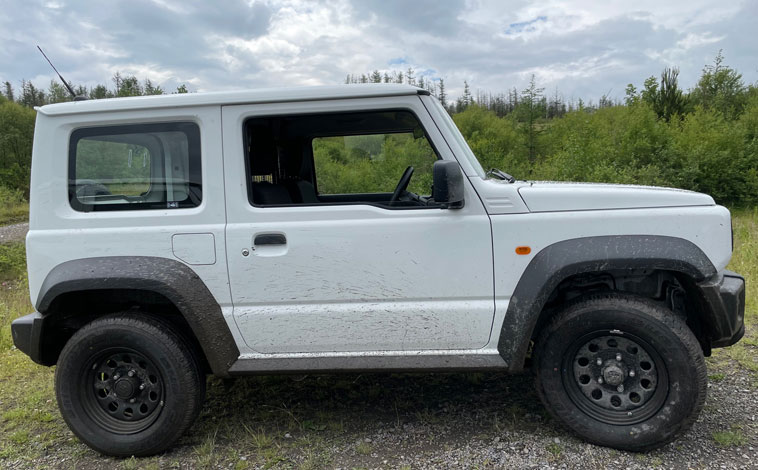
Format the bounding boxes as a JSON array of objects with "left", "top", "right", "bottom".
[{"left": 432, "top": 160, "right": 465, "bottom": 209}]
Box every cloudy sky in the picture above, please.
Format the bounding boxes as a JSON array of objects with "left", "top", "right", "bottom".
[{"left": 0, "top": 0, "right": 756, "bottom": 102}]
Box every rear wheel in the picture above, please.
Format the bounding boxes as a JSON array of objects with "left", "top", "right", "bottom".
[
  {"left": 55, "top": 314, "right": 205, "bottom": 456},
  {"left": 534, "top": 294, "right": 706, "bottom": 451}
]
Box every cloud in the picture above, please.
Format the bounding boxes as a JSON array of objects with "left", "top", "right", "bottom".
[{"left": 0, "top": 0, "right": 754, "bottom": 101}]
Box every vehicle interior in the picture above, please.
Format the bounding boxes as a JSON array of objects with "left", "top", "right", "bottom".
[{"left": 244, "top": 110, "right": 441, "bottom": 209}]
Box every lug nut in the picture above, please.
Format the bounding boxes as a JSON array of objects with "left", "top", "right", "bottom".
[
  {"left": 615, "top": 353, "right": 622, "bottom": 362},
  {"left": 139, "top": 383, "right": 146, "bottom": 390},
  {"left": 617, "top": 384, "right": 624, "bottom": 392},
  {"left": 129, "top": 398, "right": 136, "bottom": 403},
  {"left": 598, "top": 377, "right": 604, "bottom": 384},
  {"left": 128, "top": 370, "right": 135, "bottom": 377},
  {"left": 629, "top": 370, "right": 636, "bottom": 377},
  {"left": 596, "top": 358, "right": 603, "bottom": 366},
  {"left": 113, "top": 374, "right": 120, "bottom": 380}
]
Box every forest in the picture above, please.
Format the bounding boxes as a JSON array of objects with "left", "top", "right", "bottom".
[{"left": 1, "top": 51, "right": 757, "bottom": 207}]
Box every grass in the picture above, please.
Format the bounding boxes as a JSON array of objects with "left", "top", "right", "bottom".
[
  {"left": 0, "top": 186, "right": 28, "bottom": 225},
  {"left": 712, "top": 425, "right": 748, "bottom": 447},
  {"left": 0, "top": 211, "right": 755, "bottom": 467},
  {"left": 0, "top": 201, "right": 28, "bottom": 226},
  {"left": 713, "top": 208, "right": 758, "bottom": 375}
]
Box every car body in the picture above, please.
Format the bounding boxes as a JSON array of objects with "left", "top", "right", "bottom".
[{"left": 11, "top": 84, "right": 745, "bottom": 455}]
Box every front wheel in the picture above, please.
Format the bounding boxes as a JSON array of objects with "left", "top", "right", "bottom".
[
  {"left": 534, "top": 294, "right": 707, "bottom": 451},
  {"left": 55, "top": 314, "right": 205, "bottom": 457}
]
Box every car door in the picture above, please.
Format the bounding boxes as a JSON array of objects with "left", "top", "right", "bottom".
[{"left": 222, "top": 95, "right": 495, "bottom": 354}]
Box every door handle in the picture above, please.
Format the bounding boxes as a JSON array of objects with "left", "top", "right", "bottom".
[{"left": 254, "top": 233, "right": 287, "bottom": 246}]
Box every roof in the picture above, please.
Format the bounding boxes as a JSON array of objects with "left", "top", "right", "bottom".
[{"left": 35, "top": 84, "right": 425, "bottom": 116}]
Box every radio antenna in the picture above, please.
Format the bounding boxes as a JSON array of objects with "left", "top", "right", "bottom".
[{"left": 37, "top": 45, "right": 84, "bottom": 101}]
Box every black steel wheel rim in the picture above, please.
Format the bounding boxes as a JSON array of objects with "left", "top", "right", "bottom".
[
  {"left": 80, "top": 348, "right": 164, "bottom": 434},
  {"left": 561, "top": 330, "right": 669, "bottom": 425}
]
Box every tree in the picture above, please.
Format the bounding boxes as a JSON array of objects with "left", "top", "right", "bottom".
[
  {"left": 641, "top": 75, "right": 658, "bottom": 106},
  {"left": 657, "top": 67, "right": 686, "bottom": 121},
  {"left": 143, "top": 79, "right": 164, "bottom": 95},
  {"left": 3, "top": 81, "right": 13, "bottom": 102},
  {"left": 47, "top": 80, "right": 70, "bottom": 104},
  {"left": 624, "top": 83, "right": 639, "bottom": 106},
  {"left": 406, "top": 67, "right": 415, "bottom": 86},
  {"left": 690, "top": 51, "right": 746, "bottom": 119},
  {"left": 19, "top": 80, "right": 46, "bottom": 107},
  {"left": 175, "top": 84, "right": 189, "bottom": 94},
  {"left": 517, "top": 74, "right": 544, "bottom": 162},
  {"left": 89, "top": 84, "right": 112, "bottom": 99},
  {"left": 462, "top": 81, "right": 472, "bottom": 106},
  {"left": 370, "top": 70, "right": 382, "bottom": 83},
  {"left": 115, "top": 74, "right": 143, "bottom": 97},
  {"left": 438, "top": 78, "right": 447, "bottom": 107}
]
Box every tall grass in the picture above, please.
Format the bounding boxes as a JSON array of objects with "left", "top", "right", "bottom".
[
  {"left": 0, "top": 242, "right": 30, "bottom": 351},
  {"left": 0, "top": 186, "right": 28, "bottom": 225},
  {"left": 728, "top": 208, "right": 757, "bottom": 322}
]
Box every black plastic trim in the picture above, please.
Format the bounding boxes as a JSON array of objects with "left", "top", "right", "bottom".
[
  {"left": 497, "top": 235, "right": 718, "bottom": 371},
  {"left": 35, "top": 256, "right": 239, "bottom": 375},
  {"left": 696, "top": 269, "right": 745, "bottom": 347},
  {"left": 11, "top": 312, "right": 43, "bottom": 363}
]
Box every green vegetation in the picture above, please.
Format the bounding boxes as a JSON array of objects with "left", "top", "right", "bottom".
[
  {"left": 313, "top": 131, "right": 436, "bottom": 195},
  {"left": 0, "top": 185, "right": 29, "bottom": 225},
  {"left": 712, "top": 426, "right": 748, "bottom": 447},
  {"left": 0, "top": 242, "right": 27, "bottom": 281}
]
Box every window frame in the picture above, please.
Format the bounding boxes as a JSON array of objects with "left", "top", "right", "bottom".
[
  {"left": 68, "top": 121, "right": 202, "bottom": 213},
  {"left": 243, "top": 109, "right": 444, "bottom": 210}
]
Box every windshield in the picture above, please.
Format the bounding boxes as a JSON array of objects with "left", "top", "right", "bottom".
[{"left": 429, "top": 99, "right": 487, "bottom": 178}]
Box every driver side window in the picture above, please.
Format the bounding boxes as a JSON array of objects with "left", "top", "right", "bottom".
[
  {"left": 245, "top": 110, "right": 440, "bottom": 209},
  {"left": 313, "top": 132, "right": 436, "bottom": 196}
]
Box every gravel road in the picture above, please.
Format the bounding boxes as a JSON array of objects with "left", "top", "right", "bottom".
[{"left": 0, "top": 222, "right": 28, "bottom": 243}]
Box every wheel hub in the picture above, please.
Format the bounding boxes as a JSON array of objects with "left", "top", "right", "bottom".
[
  {"left": 601, "top": 363, "right": 625, "bottom": 386},
  {"left": 570, "top": 334, "right": 660, "bottom": 414},
  {"left": 113, "top": 377, "right": 139, "bottom": 399},
  {"left": 89, "top": 351, "right": 164, "bottom": 430}
]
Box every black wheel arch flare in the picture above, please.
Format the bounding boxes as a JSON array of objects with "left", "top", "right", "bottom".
[
  {"left": 497, "top": 235, "right": 719, "bottom": 371},
  {"left": 35, "top": 256, "right": 239, "bottom": 376}
]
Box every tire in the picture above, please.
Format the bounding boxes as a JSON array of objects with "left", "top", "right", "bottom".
[
  {"left": 55, "top": 314, "right": 206, "bottom": 457},
  {"left": 533, "top": 293, "right": 706, "bottom": 451}
]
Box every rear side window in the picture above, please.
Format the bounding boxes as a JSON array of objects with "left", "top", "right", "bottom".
[{"left": 69, "top": 122, "right": 201, "bottom": 212}]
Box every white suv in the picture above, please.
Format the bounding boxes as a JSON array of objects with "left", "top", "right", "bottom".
[{"left": 11, "top": 84, "right": 745, "bottom": 456}]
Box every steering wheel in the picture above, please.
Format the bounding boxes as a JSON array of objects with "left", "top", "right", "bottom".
[{"left": 389, "top": 166, "right": 414, "bottom": 205}]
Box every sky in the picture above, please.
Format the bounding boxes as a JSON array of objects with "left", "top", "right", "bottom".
[{"left": 0, "top": 0, "right": 756, "bottom": 103}]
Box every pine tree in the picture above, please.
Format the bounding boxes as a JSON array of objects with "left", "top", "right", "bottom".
[
  {"left": 438, "top": 78, "right": 447, "bottom": 107},
  {"left": 518, "top": 74, "right": 544, "bottom": 163},
  {"left": 406, "top": 67, "right": 415, "bottom": 86},
  {"left": 47, "top": 80, "right": 70, "bottom": 104},
  {"left": 143, "top": 79, "right": 164, "bottom": 95},
  {"left": 462, "top": 81, "right": 472, "bottom": 107},
  {"left": 3, "top": 81, "right": 13, "bottom": 102},
  {"left": 19, "top": 80, "right": 46, "bottom": 107},
  {"left": 89, "top": 84, "right": 111, "bottom": 99},
  {"left": 370, "top": 70, "right": 382, "bottom": 83},
  {"left": 116, "top": 75, "right": 142, "bottom": 97},
  {"left": 657, "top": 67, "right": 686, "bottom": 121}
]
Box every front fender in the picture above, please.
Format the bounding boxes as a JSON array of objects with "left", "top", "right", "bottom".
[{"left": 497, "top": 235, "right": 718, "bottom": 371}]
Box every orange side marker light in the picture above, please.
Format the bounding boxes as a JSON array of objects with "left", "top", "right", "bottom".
[{"left": 515, "top": 246, "right": 532, "bottom": 255}]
